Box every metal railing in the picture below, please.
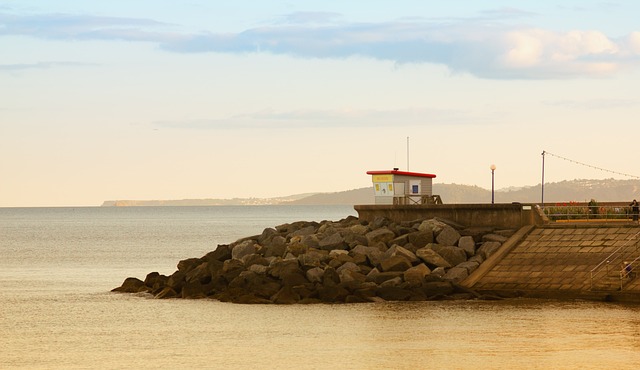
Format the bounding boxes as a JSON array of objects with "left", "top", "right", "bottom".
[
  {"left": 393, "top": 194, "right": 443, "bottom": 205},
  {"left": 590, "top": 231, "right": 640, "bottom": 291},
  {"left": 544, "top": 204, "right": 639, "bottom": 222}
]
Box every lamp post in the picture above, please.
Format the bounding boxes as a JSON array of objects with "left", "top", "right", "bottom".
[{"left": 490, "top": 164, "right": 496, "bottom": 204}]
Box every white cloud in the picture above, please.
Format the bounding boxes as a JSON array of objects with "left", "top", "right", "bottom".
[{"left": 2, "top": 11, "right": 640, "bottom": 79}]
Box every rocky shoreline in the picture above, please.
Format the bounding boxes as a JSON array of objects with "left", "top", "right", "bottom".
[{"left": 113, "top": 216, "right": 514, "bottom": 303}]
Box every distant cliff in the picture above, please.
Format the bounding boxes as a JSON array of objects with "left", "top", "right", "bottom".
[{"left": 102, "top": 178, "right": 640, "bottom": 206}]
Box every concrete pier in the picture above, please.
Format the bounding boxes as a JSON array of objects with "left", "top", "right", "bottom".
[
  {"left": 355, "top": 203, "right": 640, "bottom": 303},
  {"left": 462, "top": 224, "right": 640, "bottom": 302}
]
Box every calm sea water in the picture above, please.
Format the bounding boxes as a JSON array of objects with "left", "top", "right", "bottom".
[{"left": 2, "top": 205, "right": 640, "bottom": 369}]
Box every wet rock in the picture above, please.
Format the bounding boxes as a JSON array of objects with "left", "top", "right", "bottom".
[{"left": 112, "top": 277, "right": 147, "bottom": 293}]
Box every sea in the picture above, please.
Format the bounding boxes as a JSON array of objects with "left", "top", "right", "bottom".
[{"left": 2, "top": 205, "right": 640, "bottom": 370}]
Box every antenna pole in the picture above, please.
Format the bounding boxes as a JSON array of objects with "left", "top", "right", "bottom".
[
  {"left": 541, "top": 150, "right": 546, "bottom": 209},
  {"left": 407, "top": 136, "right": 410, "bottom": 171}
]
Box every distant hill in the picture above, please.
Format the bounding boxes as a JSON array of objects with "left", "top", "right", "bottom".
[{"left": 102, "top": 178, "right": 640, "bottom": 206}]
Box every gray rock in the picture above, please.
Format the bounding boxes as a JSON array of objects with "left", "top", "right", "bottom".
[
  {"left": 458, "top": 236, "right": 476, "bottom": 257},
  {"left": 268, "top": 259, "right": 300, "bottom": 279},
  {"left": 271, "top": 285, "right": 300, "bottom": 304},
  {"left": 177, "top": 258, "right": 202, "bottom": 273},
  {"left": 482, "top": 234, "right": 508, "bottom": 243},
  {"left": 264, "top": 236, "right": 287, "bottom": 258},
  {"left": 443, "top": 266, "right": 469, "bottom": 282},
  {"left": 389, "top": 234, "right": 410, "bottom": 247},
  {"left": 231, "top": 240, "right": 258, "bottom": 260},
  {"left": 286, "top": 238, "right": 309, "bottom": 256},
  {"left": 379, "top": 276, "right": 403, "bottom": 288},
  {"left": 366, "top": 228, "right": 396, "bottom": 246},
  {"left": 185, "top": 261, "right": 210, "bottom": 284},
  {"left": 248, "top": 264, "right": 268, "bottom": 274},
  {"left": 306, "top": 267, "right": 325, "bottom": 283},
  {"left": 298, "top": 248, "right": 329, "bottom": 268},
  {"left": 430, "top": 267, "right": 446, "bottom": 278},
  {"left": 456, "top": 261, "right": 480, "bottom": 274},
  {"left": 418, "top": 219, "right": 448, "bottom": 234},
  {"left": 112, "top": 277, "right": 146, "bottom": 293},
  {"left": 477, "top": 241, "right": 502, "bottom": 259},
  {"left": 429, "top": 244, "right": 467, "bottom": 267},
  {"left": 407, "top": 231, "right": 434, "bottom": 248},
  {"left": 403, "top": 263, "right": 431, "bottom": 287},
  {"left": 379, "top": 255, "right": 413, "bottom": 272},
  {"left": 290, "top": 225, "right": 317, "bottom": 237},
  {"left": 422, "top": 281, "right": 454, "bottom": 296},
  {"left": 339, "top": 269, "right": 367, "bottom": 284},
  {"left": 436, "top": 225, "right": 461, "bottom": 246},
  {"left": 385, "top": 244, "right": 419, "bottom": 264},
  {"left": 349, "top": 224, "right": 369, "bottom": 235},
  {"left": 319, "top": 232, "right": 346, "bottom": 250},
  {"left": 337, "top": 261, "right": 361, "bottom": 274},
  {"left": 416, "top": 247, "right": 452, "bottom": 268}
]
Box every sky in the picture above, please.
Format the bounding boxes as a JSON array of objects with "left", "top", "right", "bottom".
[{"left": 2, "top": 1, "right": 640, "bottom": 207}]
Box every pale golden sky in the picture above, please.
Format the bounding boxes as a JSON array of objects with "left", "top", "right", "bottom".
[{"left": 2, "top": 1, "right": 640, "bottom": 206}]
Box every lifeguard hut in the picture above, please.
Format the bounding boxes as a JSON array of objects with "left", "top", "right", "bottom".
[{"left": 366, "top": 169, "right": 440, "bottom": 205}]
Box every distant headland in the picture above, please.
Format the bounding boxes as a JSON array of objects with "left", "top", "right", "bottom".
[{"left": 102, "top": 178, "right": 640, "bottom": 207}]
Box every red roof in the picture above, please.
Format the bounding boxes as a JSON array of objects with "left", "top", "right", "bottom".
[{"left": 366, "top": 170, "right": 436, "bottom": 178}]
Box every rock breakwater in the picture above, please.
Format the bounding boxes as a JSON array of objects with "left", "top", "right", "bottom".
[{"left": 113, "top": 216, "right": 514, "bottom": 303}]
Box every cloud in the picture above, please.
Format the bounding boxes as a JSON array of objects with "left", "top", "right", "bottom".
[
  {"left": 152, "top": 107, "right": 481, "bottom": 130},
  {"left": 0, "top": 61, "right": 97, "bottom": 71},
  {"left": 543, "top": 98, "right": 640, "bottom": 110},
  {"left": 2, "top": 11, "right": 640, "bottom": 79},
  {"left": 0, "top": 12, "right": 179, "bottom": 42}
]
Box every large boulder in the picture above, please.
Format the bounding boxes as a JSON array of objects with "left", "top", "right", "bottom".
[
  {"left": 443, "top": 267, "right": 469, "bottom": 282},
  {"left": 456, "top": 261, "right": 480, "bottom": 275},
  {"left": 177, "top": 258, "right": 202, "bottom": 273},
  {"left": 112, "top": 277, "right": 147, "bottom": 293},
  {"left": 422, "top": 281, "right": 454, "bottom": 297},
  {"left": 458, "top": 236, "right": 476, "bottom": 257},
  {"left": 385, "top": 245, "right": 419, "bottom": 264},
  {"left": 271, "top": 285, "right": 300, "bottom": 304},
  {"left": 403, "top": 263, "right": 431, "bottom": 287},
  {"left": 305, "top": 267, "right": 325, "bottom": 283},
  {"left": 407, "top": 231, "right": 434, "bottom": 249},
  {"left": 418, "top": 219, "right": 448, "bottom": 234},
  {"left": 482, "top": 233, "right": 509, "bottom": 243},
  {"left": 352, "top": 245, "right": 386, "bottom": 266},
  {"left": 429, "top": 244, "right": 467, "bottom": 267},
  {"left": 366, "top": 228, "right": 395, "bottom": 246},
  {"left": 477, "top": 241, "right": 502, "bottom": 259},
  {"left": 319, "top": 232, "right": 347, "bottom": 250},
  {"left": 264, "top": 236, "right": 287, "bottom": 258},
  {"left": 415, "top": 247, "right": 451, "bottom": 268},
  {"left": 379, "top": 255, "right": 412, "bottom": 272},
  {"left": 231, "top": 240, "right": 259, "bottom": 260},
  {"left": 436, "top": 225, "right": 461, "bottom": 246}
]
